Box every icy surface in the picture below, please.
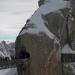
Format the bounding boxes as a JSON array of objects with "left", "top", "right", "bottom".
[
  {"left": 0, "top": 68, "right": 17, "bottom": 75},
  {"left": 20, "top": 0, "right": 68, "bottom": 43},
  {"left": 61, "top": 44, "right": 75, "bottom": 54}
]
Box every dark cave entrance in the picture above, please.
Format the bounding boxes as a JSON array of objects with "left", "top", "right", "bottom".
[{"left": 18, "top": 46, "right": 30, "bottom": 60}]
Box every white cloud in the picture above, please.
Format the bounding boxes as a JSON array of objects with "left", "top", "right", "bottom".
[{"left": 0, "top": 0, "right": 38, "bottom": 41}]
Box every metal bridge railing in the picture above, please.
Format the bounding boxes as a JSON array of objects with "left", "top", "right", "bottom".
[{"left": 0, "top": 59, "right": 30, "bottom": 70}]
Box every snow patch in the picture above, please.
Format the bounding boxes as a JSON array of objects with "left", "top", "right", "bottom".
[
  {"left": 20, "top": 1, "right": 68, "bottom": 43},
  {"left": 61, "top": 44, "right": 75, "bottom": 54}
]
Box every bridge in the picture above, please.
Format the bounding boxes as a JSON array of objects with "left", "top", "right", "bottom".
[{"left": 0, "top": 59, "right": 29, "bottom": 70}]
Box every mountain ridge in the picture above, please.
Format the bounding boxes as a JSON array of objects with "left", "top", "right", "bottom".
[{"left": 0, "top": 41, "right": 15, "bottom": 60}]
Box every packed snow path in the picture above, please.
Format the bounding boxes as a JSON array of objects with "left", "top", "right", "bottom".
[{"left": 0, "top": 59, "right": 29, "bottom": 70}]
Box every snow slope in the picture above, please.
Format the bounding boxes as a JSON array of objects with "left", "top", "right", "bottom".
[{"left": 20, "top": 0, "right": 69, "bottom": 43}]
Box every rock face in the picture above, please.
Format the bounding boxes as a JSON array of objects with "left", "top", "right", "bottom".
[
  {"left": 15, "top": 0, "right": 75, "bottom": 75},
  {"left": 38, "top": 0, "right": 45, "bottom": 6}
]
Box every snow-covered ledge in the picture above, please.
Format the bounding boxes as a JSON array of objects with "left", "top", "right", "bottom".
[{"left": 61, "top": 44, "right": 75, "bottom": 54}]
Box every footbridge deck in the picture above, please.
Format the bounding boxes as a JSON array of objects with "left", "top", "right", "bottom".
[{"left": 0, "top": 59, "right": 29, "bottom": 70}]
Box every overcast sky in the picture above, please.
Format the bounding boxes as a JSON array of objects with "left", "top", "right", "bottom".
[{"left": 0, "top": 0, "right": 38, "bottom": 41}]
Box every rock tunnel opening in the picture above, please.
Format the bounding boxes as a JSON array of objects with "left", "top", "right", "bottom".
[
  {"left": 19, "top": 50, "right": 30, "bottom": 59},
  {"left": 18, "top": 46, "right": 30, "bottom": 60}
]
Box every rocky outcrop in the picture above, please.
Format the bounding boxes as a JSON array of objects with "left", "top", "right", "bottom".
[
  {"left": 38, "top": 0, "right": 45, "bottom": 6},
  {"left": 15, "top": 0, "right": 75, "bottom": 75}
]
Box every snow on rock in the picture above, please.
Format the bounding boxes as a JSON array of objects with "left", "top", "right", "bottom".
[
  {"left": 61, "top": 44, "right": 75, "bottom": 54},
  {"left": 19, "top": 0, "right": 69, "bottom": 43},
  {"left": 44, "top": 0, "right": 66, "bottom": 4},
  {"left": 0, "top": 41, "right": 15, "bottom": 60}
]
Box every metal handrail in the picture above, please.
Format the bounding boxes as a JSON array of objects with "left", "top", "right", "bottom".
[{"left": 0, "top": 59, "right": 30, "bottom": 70}]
